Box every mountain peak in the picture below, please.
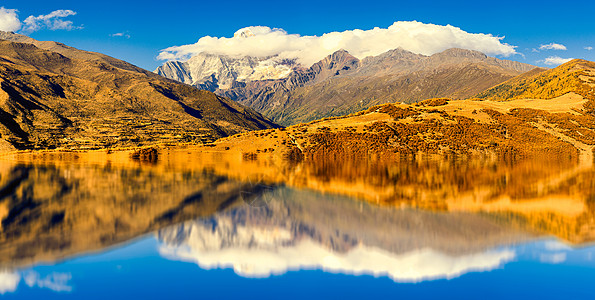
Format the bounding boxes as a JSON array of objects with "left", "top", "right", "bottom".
[
  {"left": 234, "top": 28, "right": 256, "bottom": 38},
  {"left": 307, "top": 49, "right": 360, "bottom": 82},
  {"left": 0, "top": 30, "right": 36, "bottom": 44},
  {"left": 322, "top": 49, "right": 358, "bottom": 64},
  {"left": 433, "top": 48, "right": 488, "bottom": 59},
  {"left": 331, "top": 48, "right": 351, "bottom": 55}
]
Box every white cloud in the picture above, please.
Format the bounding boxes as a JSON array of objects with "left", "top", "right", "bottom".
[
  {"left": 0, "top": 271, "right": 20, "bottom": 294},
  {"left": 22, "top": 10, "right": 81, "bottom": 33},
  {"left": 24, "top": 271, "right": 72, "bottom": 292},
  {"left": 539, "top": 43, "right": 567, "bottom": 51},
  {"left": 158, "top": 21, "right": 518, "bottom": 66},
  {"left": 110, "top": 32, "right": 130, "bottom": 39},
  {"left": 160, "top": 238, "right": 515, "bottom": 282},
  {"left": 540, "top": 56, "right": 574, "bottom": 66},
  {"left": 0, "top": 7, "right": 21, "bottom": 32},
  {"left": 586, "top": 46, "right": 593, "bottom": 51}
]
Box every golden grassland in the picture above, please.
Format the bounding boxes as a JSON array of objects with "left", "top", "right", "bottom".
[{"left": 477, "top": 59, "right": 595, "bottom": 104}]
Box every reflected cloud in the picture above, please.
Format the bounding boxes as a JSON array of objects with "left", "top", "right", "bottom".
[
  {"left": 539, "top": 253, "right": 567, "bottom": 264},
  {"left": 0, "top": 271, "right": 20, "bottom": 294},
  {"left": 160, "top": 238, "right": 514, "bottom": 282},
  {"left": 543, "top": 241, "right": 572, "bottom": 251},
  {"left": 23, "top": 271, "right": 72, "bottom": 292}
]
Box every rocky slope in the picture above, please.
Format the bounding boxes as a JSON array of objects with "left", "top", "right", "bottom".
[
  {"left": 157, "top": 47, "right": 536, "bottom": 125},
  {"left": 0, "top": 31, "right": 277, "bottom": 151}
]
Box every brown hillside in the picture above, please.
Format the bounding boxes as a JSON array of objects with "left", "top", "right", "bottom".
[
  {"left": 0, "top": 33, "right": 277, "bottom": 151},
  {"left": 476, "top": 59, "right": 595, "bottom": 104}
]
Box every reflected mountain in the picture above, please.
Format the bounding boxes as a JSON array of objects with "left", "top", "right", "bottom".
[
  {"left": 158, "top": 187, "right": 524, "bottom": 282},
  {"left": 1, "top": 148, "right": 595, "bottom": 273},
  {"left": 155, "top": 148, "right": 595, "bottom": 244},
  {"left": 0, "top": 155, "right": 257, "bottom": 268}
]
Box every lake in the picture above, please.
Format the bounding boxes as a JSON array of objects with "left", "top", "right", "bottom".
[{"left": 0, "top": 149, "right": 594, "bottom": 299}]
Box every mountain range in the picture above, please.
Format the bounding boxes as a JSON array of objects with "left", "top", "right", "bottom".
[
  {"left": 156, "top": 47, "right": 537, "bottom": 125},
  {"left": 2, "top": 30, "right": 594, "bottom": 159},
  {"left": 0, "top": 31, "right": 276, "bottom": 151},
  {"left": 159, "top": 187, "right": 524, "bottom": 281}
]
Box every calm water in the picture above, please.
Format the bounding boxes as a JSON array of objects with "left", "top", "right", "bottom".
[{"left": 0, "top": 150, "right": 594, "bottom": 299}]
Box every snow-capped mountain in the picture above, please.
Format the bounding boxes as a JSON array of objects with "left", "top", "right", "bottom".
[
  {"left": 155, "top": 28, "right": 298, "bottom": 90},
  {"left": 156, "top": 53, "right": 296, "bottom": 90}
]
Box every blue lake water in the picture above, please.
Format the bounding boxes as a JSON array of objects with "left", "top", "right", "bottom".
[{"left": 3, "top": 231, "right": 595, "bottom": 299}]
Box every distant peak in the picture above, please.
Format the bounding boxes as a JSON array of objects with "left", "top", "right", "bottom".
[
  {"left": 0, "top": 30, "right": 35, "bottom": 43},
  {"left": 379, "top": 47, "right": 424, "bottom": 58},
  {"left": 434, "top": 48, "right": 487, "bottom": 59},
  {"left": 328, "top": 49, "right": 357, "bottom": 60},
  {"left": 333, "top": 49, "right": 350, "bottom": 54},
  {"left": 234, "top": 28, "right": 256, "bottom": 38}
]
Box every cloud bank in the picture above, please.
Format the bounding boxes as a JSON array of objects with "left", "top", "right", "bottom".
[
  {"left": 158, "top": 21, "right": 518, "bottom": 66},
  {"left": 0, "top": 8, "right": 80, "bottom": 34},
  {"left": 539, "top": 43, "right": 567, "bottom": 51},
  {"left": 0, "top": 7, "right": 21, "bottom": 32},
  {"left": 22, "top": 10, "right": 80, "bottom": 33}
]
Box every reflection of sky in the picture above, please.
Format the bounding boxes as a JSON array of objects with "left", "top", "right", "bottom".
[
  {"left": 159, "top": 239, "right": 515, "bottom": 282},
  {"left": 1, "top": 238, "right": 594, "bottom": 299},
  {"left": 0, "top": 270, "right": 72, "bottom": 295}
]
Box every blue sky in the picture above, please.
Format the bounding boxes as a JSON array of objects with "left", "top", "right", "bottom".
[{"left": 2, "top": 0, "right": 594, "bottom": 71}]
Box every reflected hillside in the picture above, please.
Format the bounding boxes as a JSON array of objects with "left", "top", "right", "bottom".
[
  {"left": 0, "top": 153, "right": 257, "bottom": 268},
  {"left": 2, "top": 145, "right": 595, "bottom": 271},
  {"left": 158, "top": 188, "right": 525, "bottom": 281},
  {"left": 154, "top": 148, "right": 595, "bottom": 244}
]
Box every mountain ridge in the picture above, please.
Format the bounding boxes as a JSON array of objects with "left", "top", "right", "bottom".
[{"left": 157, "top": 47, "right": 538, "bottom": 125}]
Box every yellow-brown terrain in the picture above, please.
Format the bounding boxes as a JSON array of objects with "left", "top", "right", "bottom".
[
  {"left": 0, "top": 153, "right": 258, "bottom": 268},
  {"left": 0, "top": 31, "right": 277, "bottom": 151}
]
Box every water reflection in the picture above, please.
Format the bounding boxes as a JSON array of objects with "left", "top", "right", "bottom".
[
  {"left": 158, "top": 188, "right": 520, "bottom": 282},
  {"left": 0, "top": 149, "right": 594, "bottom": 297},
  {"left": 0, "top": 154, "right": 256, "bottom": 269},
  {"left": 0, "top": 271, "right": 19, "bottom": 294}
]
